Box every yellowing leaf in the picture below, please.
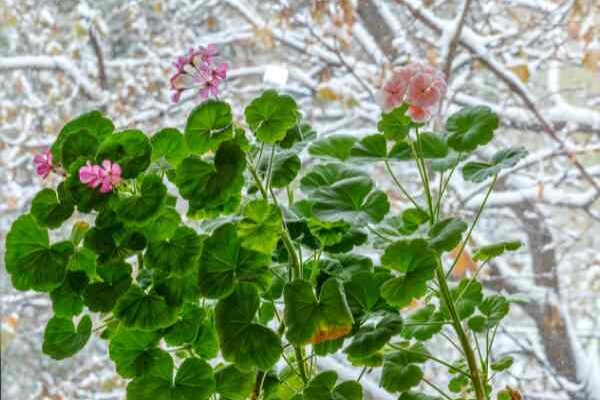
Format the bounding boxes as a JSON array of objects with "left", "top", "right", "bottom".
[
  {"left": 449, "top": 247, "right": 477, "bottom": 279},
  {"left": 317, "top": 87, "right": 341, "bottom": 102},
  {"left": 583, "top": 50, "right": 600, "bottom": 71},
  {"left": 510, "top": 64, "right": 530, "bottom": 83}
]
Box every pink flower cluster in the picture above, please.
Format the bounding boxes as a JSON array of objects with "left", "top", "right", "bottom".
[
  {"left": 170, "top": 44, "right": 228, "bottom": 103},
  {"left": 34, "top": 149, "right": 53, "bottom": 178},
  {"left": 79, "top": 160, "right": 122, "bottom": 193},
  {"left": 379, "top": 63, "right": 447, "bottom": 122}
]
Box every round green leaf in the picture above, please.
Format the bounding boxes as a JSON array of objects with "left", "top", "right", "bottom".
[
  {"left": 31, "top": 188, "right": 74, "bottom": 229},
  {"left": 127, "top": 356, "right": 215, "bottom": 400},
  {"left": 302, "top": 371, "right": 363, "bottom": 400},
  {"left": 350, "top": 134, "right": 387, "bottom": 161},
  {"left": 427, "top": 217, "right": 467, "bottom": 253},
  {"left": 380, "top": 343, "right": 428, "bottom": 393},
  {"left": 173, "top": 141, "right": 246, "bottom": 215},
  {"left": 198, "top": 223, "right": 271, "bottom": 299},
  {"left": 163, "top": 304, "right": 206, "bottom": 346},
  {"left": 300, "top": 163, "right": 389, "bottom": 224},
  {"left": 51, "top": 110, "right": 114, "bottom": 163},
  {"left": 446, "top": 106, "right": 499, "bottom": 152},
  {"left": 380, "top": 265, "right": 436, "bottom": 308},
  {"left": 114, "top": 285, "right": 177, "bottom": 331},
  {"left": 378, "top": 104, "right": 411, "bottom": 141},
  {"left": 284, "top": 278, "right": 354, "bottom": 345},
  {"left": 245, "top": 90, "right": 299, "bottom": 144},
  {"left": 109, "top": 327, "right": 162, "bottom": 378},
  {"left": 185, "top": 100, "right": 233, "bottom": 154},
  {"left": 61, "top": 130, "right": 99, "bottom": 170},
  {"left": 215, "top": 283, "right": 282, "bottom": 371},
  {"left": 237, "top": 199, "right": 282, "bottom": 254},
  {"left": 446, "top": 279, "right": 483, "bottom": 320},
  {"left": 84, "top": 260, "right": 132, "bottom": 312},
  {"left": 96, "top": 129, "right": 152, "bottom": 178},
  {"left": 415, "top": 132, "right": 448, "bottom": 159},
  {"left": 491, "top": 356, "right": 514, "bottom": 372},
  {"left": 381, "top": 239, "right": 438, "bottom": 273},
  {"left": 5, "top": 214, "right": 73, "bottom": 292},
  {"left": 263, "top": 150, "right": 301, "bottom": 188},
  {"left": 344, "top": 270, "right": 392, "bottom": 319},
  {"left": 113, "top": 174, "right": 167, "bottom": 222},
  {"left": 215, "top": 364, "right": 256, "bottom": 400},
  {"left": 151, "top": 128, "right": 190, "bottom": 167},
  {"left": 50, "top": 271, "right": 88, "bottom": 317},
  {"left": 345, "top": 314, "right": 403, "bottom": 358},
  {"left": 145, "top": 226, "right": 203, "bottom": 276},
  {"left": 308, "top": 135, "right": 357, "bottom": 161},
  {"left": 42, "top": 315, "right": 92, "bottom": 360}
]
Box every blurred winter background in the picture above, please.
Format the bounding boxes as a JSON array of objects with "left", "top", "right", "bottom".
[{"left": 1, "top": 0, "right": 599, "bottom": 399}]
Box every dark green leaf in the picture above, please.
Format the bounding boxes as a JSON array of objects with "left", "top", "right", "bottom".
[
  {"left": 284, "top": 278, "right": 354, "bottom": 345},
  {"left": 5, "top": 214, "right": 73, "bottom": 292},
  {"left": 415, "top": 132, "right": 448, "bottom": 159},
  {"left": 97, "top": 129, "right": 152, "bottom": 179},
  {"left": 349, "top": 134, "right": 387, "bottom": 161},
  {"left": 380, "top": 343, "right": 428, "bottom": 393},
  {"left": 345, "top": 314, "right": 403, "bottom": 358},
  {"left": 491, "top": 356, "right": 514, "bottom": 371},
  {"left": 445, "top": 279, "right": 483, "bottom": 320},
  {"left": 215, "top": 283, "right": 282, "bottom": 371},
  {"left": 145, "top": 226, "right": 203, "bottom": 276},
  {"left": 300, "top": 163, "right": 389, "bottom": 224},
  {"left": 215, "top": 364, "right": 256, "bottom": 400},
  {"left": 113, "top": 174, "right": 166, "bottom": 222},
  {"left": 50, "top": 271, "right": 88, "bottom": 317},
  {"left": 42, "top": 315, "right": 91, "bottom": 360},
  {"left": 51, "top": 111, "right": 114, "bottom": 163},
  {"left": 114, "top": 285, "right": 177, "bottom": 331},
  {"left": 163, "top": 304, "right": 206, "bottom": 346},
  {"left": 127, "top": 356, "right": 215, "bottom": 400},
  {"left": 381, "top": 239, "right": 438, "bottom": 273},
  {"left": 61, "top": 130, "right": 99, "bottom": 169},
  {"left": 198, "top": 223, "right": 271, "bottom": 299},
  {"left": 302, "top": 371, "right": 363, "bottom": 400},
  {"left": 109, "top": 327, "right": 162, "bottom": 378},
  {"left": 344, "top": 270, "right": 392, "bottom": 319},
  {"left": 468, "top": 295, "right": 509, "bottom": 332},
  {"left": 31, "top": 188, "right": 74, "bottom": 229},
  {"left": 401, "top": 305, "right": 444, "bottom": 341}
]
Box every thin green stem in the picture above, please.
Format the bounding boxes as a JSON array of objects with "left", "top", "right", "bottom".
[
  {"left": 294, "top": 345, "right": 308, "bottom": 384},
  {"left": 390, "top": 344, "right": 470, "bottom": 377},
  {"left": 366, "top": 225, "right": 395, "bottom": 242},
  {"left": 435, "top": 261, "right": 487, "bottom": 400},
  {"left": 422, "top": 378, "right": 454, "bottom": 400},
  {"left": 384, "top": 159, "right": 421, "bottom": 210},
  {"left": 434, "top": 152, "right": 462, "bottom": 219},
  {"left": 357, "top": 366, "right": 367, "bottom": 382},
  {"left": 454, "top": 260, "right": 489, "bottom": 303},
  {"left": 247, "top": 158, "right": 269, "bottom": 200},
  {"left": 266, "top": 144, "right": 276, "bottom": 191},
  {"left": 446, "top": 174, "right": 498, "bottom": 278},
  {"left": 414, "top": 130, "right": 435, "bottom": 223}
]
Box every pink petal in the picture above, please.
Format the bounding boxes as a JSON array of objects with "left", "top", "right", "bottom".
[{"left": 408, "top": 105, "right": 431, "bottom": 122}]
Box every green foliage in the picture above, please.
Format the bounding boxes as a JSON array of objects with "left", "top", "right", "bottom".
[
  {"left": 5, "top": 92, "right": 519, "bottom": 400},
  {"left": 284, "top": 278, "right": 354, "bottom": 345},
  {"left": 463, "top": 147, "right": 528, "bottom": 182},
  {"left": 97, "top": 129, "right": 152, "bottom": 178},
  {"left": 245, "top": 90, "right": 299, "bottom": 144},
  {"left": 31, "top": 188, "right": 74, "bottom": 228},
  {"left": 185, "top": 100, "right": 233, "bottom": 154},
  {"left": 152, "top": 128, "right": 190, "bottom": 167},
  {"left": 215, "top": 283, "right": 282, "bottom": 370},
  {"left": 446, "top": 106, "right": 499, "bottom": 152},
  {"left": 42, "top": 315, "right": 92, "bottom": 359}
]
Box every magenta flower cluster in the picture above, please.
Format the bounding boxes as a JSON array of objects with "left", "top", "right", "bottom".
[
  {"left": 79, "top": 160, "right": 122, "bottom": 193},
  {"left": 379, "top": 63, "right": 447, "bottom": 122},
  {"left": 170, "top": 44, "right": 228, "bottom": 103},
  {"left": 33, "top": 149, "right": 53, "bottom": 178}
]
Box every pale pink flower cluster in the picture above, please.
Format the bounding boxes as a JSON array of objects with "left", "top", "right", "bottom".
[
  {"left": 379, "top": 63, "right": 447, "bottom": 122},
  {"left": 79, "top": 160, "right": 122, "bottom": 193},
  {"left": 33, "top": 149, "right": 53, "bottom": 178},
  {"left": 170, "top": 44, "right": 228, "bottom": 103}
]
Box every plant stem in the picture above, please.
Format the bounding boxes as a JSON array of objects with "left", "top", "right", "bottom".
[
  {"left": 414, "top": 130, "right": 435, "bottom": 223},
  {"left": 251, "top": 371, "right": 266, "bottom": 400},
  {"left": 384, "top": 159, "right": 421, "bottom": 210},
  {"left": 435, "top": 262, "right": 487, "bottom": 400},
  {"left": 433, "top": 152, "right": 462, "bottom": 218},
  {"left": 422, "top": 378, "right": 454, "bottom": 400},
  {"left": 294, "top": 344, "right": 309, "bottom": 384},
  {"left": 446, "top": 174, "right": 497, "bottom": 278},
  {"left": 389, "top": 344, "right": 470, "bottom": 377}
]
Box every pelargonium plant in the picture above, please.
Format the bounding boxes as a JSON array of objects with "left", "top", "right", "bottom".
[{"left": 5, "top": 45, "right": 527, "bottom": 400}]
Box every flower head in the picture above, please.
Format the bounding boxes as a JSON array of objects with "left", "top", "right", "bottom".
[
  {"left": 33, "top": 149, "right": 53, "bottom": 178},
  {"left": 79, "top": 159, "right": 122, "bottom": 193},
  {"left": 379, "top": 63, "right": 446, "bottom": 122},
  {"left": 170, "top": 44, "right": 228, "bottom": 103}
]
